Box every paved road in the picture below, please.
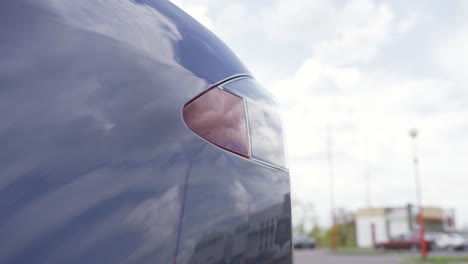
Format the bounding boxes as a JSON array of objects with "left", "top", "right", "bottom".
[
  {"left": 294, "top": 249, "right": 468, "bottom": 264},
  {"left": 294, "top": 249, "right": 411, "bottom": 264}
]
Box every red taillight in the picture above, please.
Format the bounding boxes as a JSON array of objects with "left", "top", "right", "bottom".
[{"left": 183, "top": 87, "right": 249, "bottom": 157}]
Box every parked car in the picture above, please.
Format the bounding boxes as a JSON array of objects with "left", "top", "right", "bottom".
[
  {"left": 0, "top": 1, "right": 292, "bottom": 264},
  {"left": 434, "top": 233, "right": 466, "bottom": 251},
  {"left": 293, "top": 234, "right": 316, "bottom": 249},
  {"left": 464, "top": 233, "right": 468, "bottom": 249},
  {"left": 375, "top": 232, "right": 434, "bottom": 251}
]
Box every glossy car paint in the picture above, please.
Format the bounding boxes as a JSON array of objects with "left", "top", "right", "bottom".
[{"left": 0, "top": 1, "right": 292, "bottom": 264}]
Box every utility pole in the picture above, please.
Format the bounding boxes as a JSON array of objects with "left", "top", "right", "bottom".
[
  {"left": 365, "top": 167, "right": 372, "bottom": 208},
  {"left": 409, "top": 129, "right": 427, "bottom": 260},
  {"left": 327, "top": 126, "right": 337, "bottom": 249},
  {"left": 362, "top": 137, "right": 372, "bottom": 208}
]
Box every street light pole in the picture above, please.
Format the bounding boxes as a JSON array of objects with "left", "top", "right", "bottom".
[
  {"left": 365, "top": 167, "right": 372, "bottom": 208},
  {"left": 409, "top": 129, "right": 427, "bottom": 260},
  {"left": 327, "top": 126, "right": 337, "bottom": 249}
]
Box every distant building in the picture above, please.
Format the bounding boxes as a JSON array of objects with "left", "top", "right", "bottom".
[{"left": 355, "top": 204, "right": 456, "bottom": 248}]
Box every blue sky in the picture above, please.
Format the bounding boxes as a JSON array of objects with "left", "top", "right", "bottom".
[{"left": 171, "top": 0, "right": 468, "bottom": 229}]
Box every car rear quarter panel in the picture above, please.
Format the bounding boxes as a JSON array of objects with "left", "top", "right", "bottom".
[{"left": 0, "top": 1, "right": 291, "bottom": 263}]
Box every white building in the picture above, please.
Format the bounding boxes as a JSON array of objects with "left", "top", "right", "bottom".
[{"left": 356, "top": 205, "right": 455, "bottom": 248}]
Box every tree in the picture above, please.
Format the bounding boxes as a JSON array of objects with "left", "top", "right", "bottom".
[
  {"left": 308, "top": 208, "right": 357, "bottom": 248},
  {"left": 292, "top": 199, "right": 317, "bottom": 235},
  {"left": 335, "top": 208, "right": 356, "bottom": 247}
]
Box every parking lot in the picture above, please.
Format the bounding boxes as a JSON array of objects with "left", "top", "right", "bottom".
[
  {"left": 295, "top": 249, "right": 405, "bottom": 264},
  {"left": 294, "top": 249, "right": 468, "bottom": 264}
]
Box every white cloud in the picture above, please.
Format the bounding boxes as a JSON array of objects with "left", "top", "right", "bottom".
[
  {"left": 435, "top": 29, "right": 468, "bottom": 84},
  {"left": 262, "top": 0, "right": 418, "bottom": 65},
  {"left": 261, "top": 0, "right": 335, "bottom": 41},
  {"left": 170, "top": 0, "right": 213, "bottom": 29},
  {"left": 211, "top": 3, "right": 250, "bottom": 40},
  {"left": 312, "top": 3, "right": 394, "bottom": 65},
  {"left": 269, "top": 51, "right": 467, "bottom": 225}
]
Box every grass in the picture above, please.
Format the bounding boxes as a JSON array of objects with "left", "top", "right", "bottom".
[
  {"left": 328, "top": 247, "right": 468, "bottom": 263},
  {"left": 404, "top": 257, "right": 468, "bottom": 263}
]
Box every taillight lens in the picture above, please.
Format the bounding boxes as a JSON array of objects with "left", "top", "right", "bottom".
[
  {"left": 245, "top": 101, "right": 286, "bottom": 168},
  {"left": 183, "top": 77, "right": 288, "bottom": 170},
  {"left": 183, "top": 87, "right": 249, "bottom": 157},
  {"left": 223, "top": 78, "right": 287, "bottom": 169}
]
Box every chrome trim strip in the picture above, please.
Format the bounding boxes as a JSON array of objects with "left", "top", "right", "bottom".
[
  {"left": 211, "top": 74, "right": 252, "bottom": 88},
  {"left": 242, "top": 97, "right": 253, "bottom": 158},
  {"left": 250, "top": 156, "right": 289, "bottom": 172}
]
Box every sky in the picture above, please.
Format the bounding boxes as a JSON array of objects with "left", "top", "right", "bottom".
[{"left": 170, "top": 0, "right": 468, "bottom": 229}]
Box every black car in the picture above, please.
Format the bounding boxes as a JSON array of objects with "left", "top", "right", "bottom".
[
  {"left": 0, "top": 1, "right": 292, "bottom": 264},
  {"left": 293, "top": 234, "right": 316, "bottom": 249}
]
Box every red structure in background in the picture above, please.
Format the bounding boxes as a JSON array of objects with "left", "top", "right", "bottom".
[
  {"left": 371, "top": 224, "right": 376, "bottom": 247},
  {"left": 409, "top": 129, "right": 426, "bottom": 260},
  {"left": 446, "top": 213, "right": 454, "bottom": 235},
  {"left": 331, "top": 215, "right": 337, "bottom": 249},
  {"left": 417, "top": 211, "right": 427, "bottom": 259}
]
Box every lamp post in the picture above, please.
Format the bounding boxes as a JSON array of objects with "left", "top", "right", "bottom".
[
  {"left": 327, "top": 126, "right": 337, "bottom": 249},
  {"left": 365, "top": 167, "right": 372, "bottom": 208},
  {"left": 409, "top": 129, "right": 427, "bottom": 260}
]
